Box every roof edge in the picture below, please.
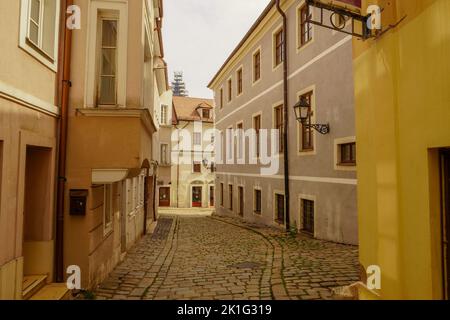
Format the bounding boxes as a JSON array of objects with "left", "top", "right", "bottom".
[{"left": 207, "top": 0, "right": 276, "bottom": 89}]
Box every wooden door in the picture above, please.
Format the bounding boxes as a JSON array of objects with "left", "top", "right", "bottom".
[
  {"left": 159, "top": 187, "right": 170, "bottom": 207},
  {"left": 192, "top": 187, "right": 202, "bottom": 207},
  {"left": 276, "top": 194, "right": 285, "bottom": 224},
  {"left": 210, "top": 186, "right": 214, "bottom": 207}
]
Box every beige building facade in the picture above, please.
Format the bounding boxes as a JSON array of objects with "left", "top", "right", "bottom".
[
  {"left": 63, "top": 0, "right": 169, "bottom": 290},
  {"left": 154, "top": 91, "right": 174, "bottom": 207},
  {"left": 167, "top": 97, "right": 215, "bottom": 209},
  {"left": 0, "top": 0, "right": 63, "bottom": 299},
  {"left": 208, "top": 0, "right": 358, "bottom": 245}
]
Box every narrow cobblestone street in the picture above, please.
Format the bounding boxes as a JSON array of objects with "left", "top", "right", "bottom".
[{"left": 95, "top": 212, "right": 359, "bottom": 300}]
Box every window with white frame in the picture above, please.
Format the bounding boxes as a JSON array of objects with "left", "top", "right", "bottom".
[
  {"left": 161, "top": 105, "right": 169, "bottom": 125},
  {"left": 138, "top": 174, "right": 145, "bottom": 206},
  {"left": 103, "top": 184, "right": 113, "bottom": 235},
  {"left": 161, "top": 143, "right": 169, "bottom": 165},
  {"left": 98, "top": 18, "right": 118, "bottom": 106},
  {"left": 19, "top": 0, "right": 60, "bottom": 70},
  {"left": 132, "top": 177, "right": 138, "bottom": 209},
  {"left": 140, "top": 175, "right": 145, "bottom": 206},
  {"left": 226, "top": 127, "right": 234, "bottom": 161},
  {"left": 126, "top": 179, "right": 132, "bottom": 213},
  {"left": 193, "top": 132, "right": 202, "bottom": 146}
]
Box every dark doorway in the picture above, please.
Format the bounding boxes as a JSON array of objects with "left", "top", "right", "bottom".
[
  {"left": 209, "top": 186, "right": 214, "bottom": 207},
  {"left": 301, "top": 199, "right": 315, "bottom": 235},
  {"left": 22, "top": 146, "right": 53, "bottom": 297},
  {"left": 192, "top": 186, "right": 202, "bottom": 207},
  {"left": 441, "top": 149, "right": 450, "bottom": 299},
  {"left": 159, "top": 187, "right": 170, "bottom": 207},
  {"left": 275, "top": 194, "right": 285, "bottom": 224},
  {"left": 238, "top": 186, "right": 244, "bottom": 217}
]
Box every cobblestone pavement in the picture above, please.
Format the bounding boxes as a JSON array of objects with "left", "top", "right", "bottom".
[{"left": 95, "top": 214, "right": 359, "bottom": 300}]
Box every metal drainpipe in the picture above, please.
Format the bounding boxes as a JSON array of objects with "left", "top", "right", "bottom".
[
  {"left": 55, "top": 0, "right": 73, "bottom": 282},
  {"left": 276, "top": 0, "right": 291, "bottom": 232}
]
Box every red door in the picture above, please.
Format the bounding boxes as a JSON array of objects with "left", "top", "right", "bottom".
[
  {"left": 192, "top": 187, "right": 202, "bottom": 207},
  {"left": 159, "top": 187, "right": 170, "bottom": 207}
]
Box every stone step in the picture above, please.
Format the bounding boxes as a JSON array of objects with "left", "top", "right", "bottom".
[
  {"left": 30, "top": 283, "right": 72, "bottom": 300},
  {"left": 23, "top": 275, "right": 47, "bottom": 300}
]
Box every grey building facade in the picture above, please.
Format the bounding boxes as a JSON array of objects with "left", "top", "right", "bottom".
[{"left": 208, "top": 0, "right": 357, "bottom": 245}]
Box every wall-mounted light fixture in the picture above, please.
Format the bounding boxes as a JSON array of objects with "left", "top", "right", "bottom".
[{"left": 293, "top": 96, "right": 330, "bottom": 135}]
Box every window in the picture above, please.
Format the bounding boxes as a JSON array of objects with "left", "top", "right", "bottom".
[
  {"left": 301, "top": 199, "right": 315, "bottom": 234},
  {"left": 228, "top": 79, "right": 232, "bottom": 102},
  {"left": 253, "top": 50, "right": 261, "bottom": 83},
  {"left": 126, "top": 179, "right": 132, "bottom": 214},
  {"left": 193, "top": 162, "right": 202, "bottom": 173},
  {"left": 253, "top": 115, "right": 261, "bottom": 158},
  {"left": 98, "top": 19, "right": 118, "bottom": 106},
  {"left": 299, "top": 91, "right": 314, "bottom": 151},
  {"left": 161, "top": 105, "right": 168, "bottom": 125},
  {"left": 237, "top": 68, "right": 243, "bottom": 95},
  {"left": 226, "top": 127, "right": 233, "bottom": 161},
  {"left": 219, "top": 88, "right": 224, "bottom": 109},
  {"left": 274, "top": 28, "right": 284, "bottom": 67},
  {"left": 160, "top": 144, "right": 169, "bottom": 165},
  {"left": 132, "top": 177, "right": 138, "bottom": 209},
  {"left": 274, "top": 105, "right": 284, "bottom": 153},
  {"left": 139, "top": 175, "right": 145, "bottom": 206},
  {"left": 194, "top": 132, "right": 202, "bottom": 146},
  {"left": 275, "top": 194, "right": 285, "bottom": 224},
  {"left": 339, "top": 142, "right": 357, "bottom": 165},
  {"left": 220, "top": 183, "right": 224, "bottom": 207},
  {"left": 299, "top": 5, "right": 313, "bottom": 47},
  {"left": 20, "top": 0, "right": 60, "bottom": 70},
  {"left": 254, "top": 189, "right": 262, "bottom": 215},
  {"left": 202, "top": 109, "right": 210, "bottom": 119},
  {"left": 229, "top": 185, "right": 233, "bottom": 210},
  {"left": 104, "top": 184, "right": 113, "bottom": 234},
  {"left": 237, "top": 123, "right": 244, "bottom": 161}
]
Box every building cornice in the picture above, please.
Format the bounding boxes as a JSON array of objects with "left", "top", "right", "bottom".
[
  {"left": 0, "top": 80, "right": 59, "bottom": 117},
  {"left": 76, "top": 108, "right": 158, "bottom": 134}
]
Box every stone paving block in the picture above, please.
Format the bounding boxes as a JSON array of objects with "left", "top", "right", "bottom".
[{"left": 94, "top": 215, "right": 359, "bottom": 301}]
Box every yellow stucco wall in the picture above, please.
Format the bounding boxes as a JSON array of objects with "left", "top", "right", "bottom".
[{"left": 354, "top": 0, "right": 450, "bottom": 299}]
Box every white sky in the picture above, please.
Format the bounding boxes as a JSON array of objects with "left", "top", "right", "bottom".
[{"left": 163, "top": 0, "right": 272, "bottom": 99}]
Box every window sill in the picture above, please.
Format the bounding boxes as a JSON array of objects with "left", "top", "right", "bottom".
[
  {"left": 19, "top": 39, "right": 58, "bottom": 72},
  {"left": 272, "top": 63, "right": 283, "bottom": 72},
  {"left": 103, "top": 224, "right": 113, "bottom": 237},
  {"left": 252, "top": 79, "right": 262, "bottom": 87},
  {"left": 297, "top": 39, "right": 314, "bottom": 54},
  {"left": 337, "top": 162, "right": 356, "bottom": 167}
]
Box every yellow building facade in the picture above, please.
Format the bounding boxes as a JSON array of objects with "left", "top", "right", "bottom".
[{"left": 354, "top": 0, "right": 450, "bottom": 299}]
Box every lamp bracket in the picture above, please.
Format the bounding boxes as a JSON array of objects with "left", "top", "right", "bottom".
[
  {"left": 305, "top": 0, "right": 372, "bottom": 40},
  {"left": 303, "top": 123, "right": 330, "bottom": 135}
]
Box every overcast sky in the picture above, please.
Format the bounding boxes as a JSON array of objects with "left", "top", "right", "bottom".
[{"left": 163, "top": 0, "right": 272, "bottom": 99}]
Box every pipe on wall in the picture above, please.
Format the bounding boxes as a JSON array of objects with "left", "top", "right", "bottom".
[
  {"left": 275, "top": 0, "right": 291, "bottom": 232},
  {"left": 55, "top": 0, "right": 73, "bottom": 282}
]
